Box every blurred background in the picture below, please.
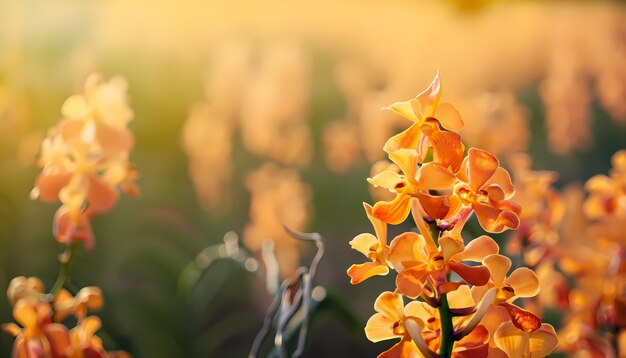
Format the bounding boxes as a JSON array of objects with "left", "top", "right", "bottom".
[{"left": 0, "top": 0, "right": 625, "bottom": 356}]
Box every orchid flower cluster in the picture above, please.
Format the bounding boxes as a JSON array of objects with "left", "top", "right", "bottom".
[
  {"left": 2, "top": 74, "right": 137, "bottom": 358},
  {"left": 509, "top": 150, "right": 626, "bottom": 357},
  {"left": 347, "top": 74, "right": 558, "bottom": 357}
]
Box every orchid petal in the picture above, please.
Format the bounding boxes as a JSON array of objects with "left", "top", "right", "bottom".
[
  {"left": 374, "top": 292, "right": 405, "bottom": 322},
  {"left": 448, "top": 260, "right": 491, "bottom": 287},
  {"left": 383, "top": 99, "right": 419, "bottom": 122},
  {"left": 349, "top": 233, "right": 379, "bottom": 257},
  {"left": 417, "top": 73, "right": 442, "bottom": 118},
  {"left": 347, "top": 262, "right": 389, "bottom": 284},
  {"left": 388, "top": 232, "right": 429, "bottom": 270},
  {"left": 505, "top": 268, "right": 540, "bottom": 298},
  {"left": 384, "top": 122, "right": 422, "bottom": 154},
  {"left": 368, "top": 171, "right": 404, "bottom": 191},
  {"left": 436, "top": 102, "right": 464, "bottom": 132},
  {"left": 396, "top": 268, "right": 430, "bottom": 299},
  {"left": 415, "top": 162, "right": 457, "bottom": 190},
  {"left": 483, "top": 254, "right": 511, "bottom": 287},
  {"left": 468, "top": 148, "right": 499, "bottom": 192},
  {"left": 372, "top": 194, "right": 412, "bottom": 225},
  {"left": 364, "top": 203, "right": 387, "bottom": 246},
  {"left": 429, "top": 131, "right": 465, "bottom": 173},
  {"left": 451, "top": 235, "right": 499, "bottom": 262},
  {"left": 389, "top": 149, "right": 419, "bottom": 183},
  {"left": 473, "top": 202, "right": 520, "bottom": 233}
]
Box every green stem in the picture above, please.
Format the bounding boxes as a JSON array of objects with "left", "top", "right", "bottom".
[
  {"left": 438, "top": 293, "right": 455, "bottom": 357},
  {"left": 49, "top": 243, "right": 78, "bottom": 298}
]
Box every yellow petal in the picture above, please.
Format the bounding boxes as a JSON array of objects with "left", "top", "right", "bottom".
[
  {"left": 404, "top": 301, "right": 435, "bottom": 321},
  {"left": 528, "top": 324, "right": 558, "bottom": 357},
  {"left": 447, "top": 285, "right": 475, "bottom": 310},
  {"left": 349, "top": 233, "right": 379, "bottom": 257},
  {"left": 451, "top": 235, "right": 499, "bottom": 262},
  {"left": 505, "top": 268, "right": 540, "bottom": 298},
  {"left": 494, "top": 321, "right": 528, "bottom": 358},
  {"left": 365, "top": 313, "right": 398, "bottom": 343},
  {"left": 388, "top": 232, "right": 429, "bottom": 270},
  {"left": 61, "top": 95, "right": 90, "bottom": 119},
  {"left": 368, "top": 171, "right": 404, "bottom": 190},
  {"left": 439, "top": 235, "right": 464, "bottom": 263},
  {"left": 374, "top": 292, "right": 405, "bottom": 321},
  {"left": 383, "top": 99, "right": 419, "bottom": 122},
  {"left": 483, "top": 254, "right": 511, "bottom": 287},
  {"left": 389, "top": 149, "right": 419, "bottom": 184},
  {"left": 13, "top": 300, "right": 38, "bottom": 329},
  {"left": 436, "top": 102, "right": 463, "bottom": 132}
]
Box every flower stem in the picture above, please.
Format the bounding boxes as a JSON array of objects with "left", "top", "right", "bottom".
[
  {"left": 50, "top": 243, "right": 79, "bottom": 298},
  {"left": 438, "top": 293, "right": 455, "bottom": 357}
]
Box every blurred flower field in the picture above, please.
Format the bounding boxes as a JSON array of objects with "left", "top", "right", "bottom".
[{"left": 0, "top": 0, "right": 625, "bottom": 357}]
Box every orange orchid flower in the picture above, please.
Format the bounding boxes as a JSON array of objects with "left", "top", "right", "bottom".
[
  {"left": 368, "top": 148, "right": 460, "bottom": 225},
  {"left": 59, "top": 73, "right": 134, "bottom": 155},
  {"left": 473, "top": 254, "right": 542, "bottom": 333},
  {"left": 366, "top": 290, "right": 494, "bottom": 357},
  {"left": 2, "top": 299, "right": 70, "bottom": 358},
  {"left": 387, "top": 234, "right": 498, "bottom": 299},
  {"left": 67, "top": 316, "right": 109, "bottom": 358},
  {"left": 454, "top": 148, "right": 521, "bottom": 233},
  {"left": 347, "top": 203, "right": 391, "bottom": 284},
  {"left": 382, "top": 73, "right": 465, "bottom": 173},
  {"left": 364, "top": 292, "right": 434, "bottom": 358}
]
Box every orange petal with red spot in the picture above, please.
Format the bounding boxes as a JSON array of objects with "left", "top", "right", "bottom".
[{"left": 500, "top": 303, "right": 541, "bottom": 333}]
